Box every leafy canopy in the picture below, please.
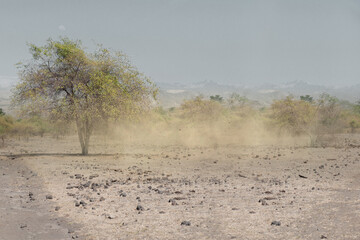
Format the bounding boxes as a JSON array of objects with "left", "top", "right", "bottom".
[{"left": 12, "top": 37, "right": 157, "bottom": 123}]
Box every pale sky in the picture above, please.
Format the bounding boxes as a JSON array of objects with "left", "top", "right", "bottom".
[{"left": 1, "top": 0, "right": 360, "bottom": 86}]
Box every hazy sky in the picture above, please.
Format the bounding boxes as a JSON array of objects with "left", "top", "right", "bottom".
[{"left": 1, "top": 0, "right": 360, "bottom": 86}]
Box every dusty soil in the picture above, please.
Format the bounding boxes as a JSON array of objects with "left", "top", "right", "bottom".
[{"left": 0, "top": 135, "right": 360, "bottom": 240}]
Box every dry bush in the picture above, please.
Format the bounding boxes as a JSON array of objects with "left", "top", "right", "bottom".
[{"left": 0, "top": 115, "right": 14, "bottom": 145}]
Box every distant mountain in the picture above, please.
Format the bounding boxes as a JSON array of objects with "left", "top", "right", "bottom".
[{"left": 156, "top": 80, "right": 360, "bottom": 108}]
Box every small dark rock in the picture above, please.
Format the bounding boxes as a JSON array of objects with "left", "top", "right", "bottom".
[
  {"left": 75, "top": 174, "right": 82, "bottom": 179},
  {"left": 181, "top": 221, "right": 191, "bottom": 226},
  {"left": 271, "top": 221, "right": 281, "bottom": 226},
  {"left": 46, "top": 194, "right": 53, "bottom": 200},
  {"left": 89, "top": 174, "right": 99, "bottom": 180},
  {"left": 20, "top": 224, "right": 27, "bottom": 229},
  {"left": 258, "top": 199, "right": 268, "bottom": 205},
  {"left": 136, "top": 204, "right": 144, "bottom": 211}
]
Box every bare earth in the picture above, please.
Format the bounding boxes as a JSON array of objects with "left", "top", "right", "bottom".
[{"left": 0, "top": 135, "right": 360, "bottom": 240}]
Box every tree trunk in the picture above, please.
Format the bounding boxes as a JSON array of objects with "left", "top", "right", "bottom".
[{"left": 76, "top": 118, "right": 93, "bottom": 155}]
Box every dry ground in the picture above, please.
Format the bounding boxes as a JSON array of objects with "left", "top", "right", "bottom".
[{"left": 0, "top": 135, "right": 360, "bottom": 240}]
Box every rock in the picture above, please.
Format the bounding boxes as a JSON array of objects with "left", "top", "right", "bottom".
[
  {"left": 181, "top": 221, "right": 191, "bottom": 226},
  {"left": 82, "top": 181, "right": 91, "bottom": 188},
  {"left": 75, "top": 174, "right": 82, "bottom": 179},
  {"left": 119, "top": 190, "right": 127, "bottom": 197},
  {"left": 136, "top": 204, "right": 144, "bottom": 211},
  {"left": 29, "top": 192, "right": 35, "bottom": 201},
  {"left": 20, "top": 224, "right": 27, "bottom": 229},
  {"left": 79, "top": 200, "right": 87, "bottom": 206},
  {"left": 89, "top": 174, "right": 99, "bottom": 180},
  {"left": 271, "top": 221, "right": 281, "bottom": 226},
  {"left": 169, "top": 199, "right": 178, "bottom": 205},
  {"left": 55, "top": 206, "right": 61, "bottom": 211},
  {"left": 106, "top": 214, "right": 116, "bottom": 219},
  {"left": 258, "top": 199, "right": 268, "bottom": 205},
  {"left": 320, "top": 235, "right": 327, "bottom": 239},
  {"left": 46, "top": 194, "right": 53, "bottom": 200}
]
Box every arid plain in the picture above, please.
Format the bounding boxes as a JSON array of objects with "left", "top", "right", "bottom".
[{"left": 0, "top": 134, "right": 359, "bottom": 240}]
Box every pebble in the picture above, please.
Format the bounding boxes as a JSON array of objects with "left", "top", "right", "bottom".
[
  {"left": 136, "top": 204, "right": 144, "bottom": 211},
  {"left": 271, "top": 221, "right": 281, "bottom": 226},
  {"left": 181, "top": 221, "right": 191, "bottom": 226}
]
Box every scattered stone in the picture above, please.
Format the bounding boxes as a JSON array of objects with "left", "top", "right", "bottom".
[
  {"left": 28, "top": 192, "right": 35, "bottom": 201},
  {"left": 136, "top": 204, "right": 144, "bottom": 211},
  {"left": 74, "top": 174, "right": 82, "bottom": 179},
  {"left": 89, "top": 174, "right": 99, "bottom": 179},
  {"left": 271, "top": 221, "right": 281, "bottom": 226},
  {"left": 299, "top": 174, "right": 308, "bottom": 179},
  {"left": 119, "top": 190, "right": 127, "bottom": 197},
  {"left": 181, "top": 221, "right": 191, "bottom": 226},
  {"left": 106, "top": 214, "right": 116, "bottom": 219},
  {"left": 82, "top": 181, "right": 91, "bottom": 188},
  {"left": 20, "top": 224, "right": 27, "bottom": 229},
  {"left": 169, "top": 199, "right": 178, "bottom": 205},
  {"left": 258, "top": 199, "right": 268, "bottom": 205},
  {"left": 46, "top": 194, "right": 53, "bottom": 200},
  {"left": 320, "top": 235, "right": 327, "bottom": 239},
  {"left": 55, "top": 206, "right": 61, "bottom": 211}
]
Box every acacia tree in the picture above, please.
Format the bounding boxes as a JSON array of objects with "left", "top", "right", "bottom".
[{"left": 12, "top": 38, "right": 157, "bottom": 155}]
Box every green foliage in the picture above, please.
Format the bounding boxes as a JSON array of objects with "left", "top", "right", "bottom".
[
  {"left": 210, "top": 95, "right": 224, "bottom": 103},
  {"left": 300, "top": 95, "right": 314, "bottom": 103},
  {"left": 0, "top": 108, "right": 4, "bottom": 116},
  {"left": 227, "top": 93, "right": 249, "bottom": 108},
  {"left": 12, "top": 37, "right": 157, "bottom": 154}
]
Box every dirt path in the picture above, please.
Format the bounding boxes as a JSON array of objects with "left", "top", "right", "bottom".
[{"left": 0, "top": 156, "right": 79, "bottom": 240}]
